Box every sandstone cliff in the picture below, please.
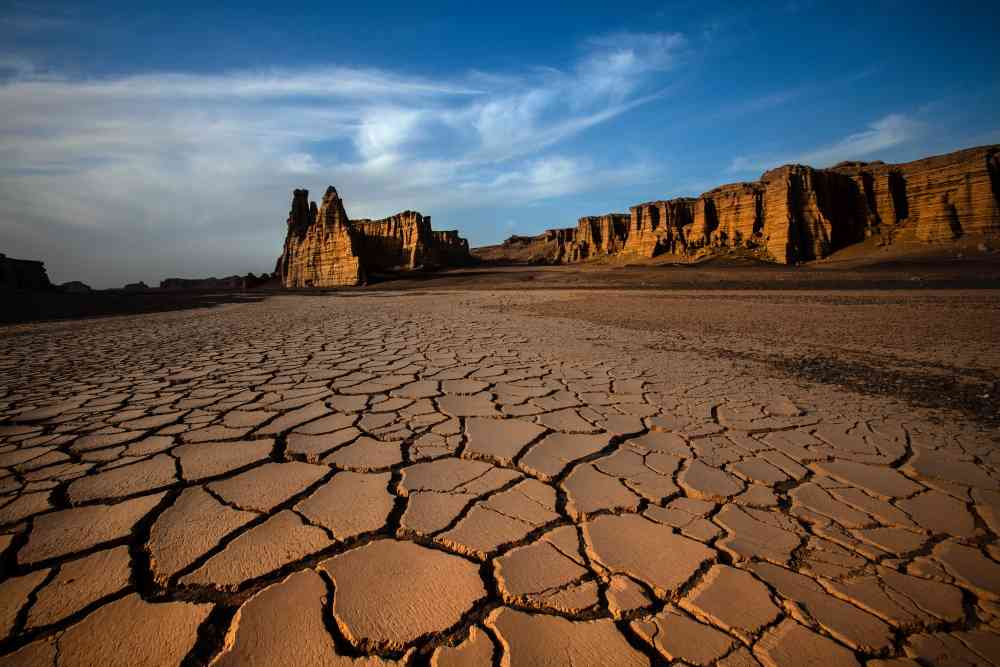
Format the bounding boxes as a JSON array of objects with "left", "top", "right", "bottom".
[
  {"left": 278, "top": 187, "right": 471, "bottom": 287},
  {"left": 473, "top": 144, "right": 1000, "bottom": 265}
]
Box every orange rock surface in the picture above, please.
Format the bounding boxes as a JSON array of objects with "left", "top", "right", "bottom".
[
  {"left": 278, "top": 186, "right": 470, "bottom": 287},
  {"left": 474, "top": 144, "right": 1000, "bottom": 264}
]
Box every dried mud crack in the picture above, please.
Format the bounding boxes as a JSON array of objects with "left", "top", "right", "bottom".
[{"left": 0, "top": 289, "right": 997, "bottom": 666}]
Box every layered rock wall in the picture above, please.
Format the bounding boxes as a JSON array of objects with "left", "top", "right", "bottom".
[
  {"left": 474, "top": 144, "right": 999, "bottom": 265},
  {"left": 278, "top": 187, "right": 470, "bottom": 287},
  {"left": 280, "top": 187, "right": 364, "bottom": 288},
  {"left": 897, "top": 147, "right": 1000, "bottom": 241},
  {"left": 572, "top": 214, "right": 631, "bottom": 260}
]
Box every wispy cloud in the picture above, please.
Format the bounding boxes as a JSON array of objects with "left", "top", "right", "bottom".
[
  {"left": 0, "top": 53, "right": 36, "bottom": 78},
  {"left": 0, "top": 32, "right": 680, "bottom": 286},
  {"left": 728, "top": 113, "right": 926, "bottom": 174}
]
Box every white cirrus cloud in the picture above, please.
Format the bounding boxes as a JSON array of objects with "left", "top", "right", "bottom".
[{"left": 728, "top": 113, "right": 927, "bottom": 174}]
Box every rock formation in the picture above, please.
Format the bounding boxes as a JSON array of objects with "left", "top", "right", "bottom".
[
  {"left": 278, "top": 187, "right": 471, "bottom": 287},
  {"left": 473, "top": 144, "right": 1000, "bottom": 265},
  {"left": 159, "top": 273, "right": 273, "bottom": 290},
  {"left": 59, "top": 281, "right": 92, "bottom": 293},
  {"left": 0, "top": 253, "right": 52, "bottom": 290}
]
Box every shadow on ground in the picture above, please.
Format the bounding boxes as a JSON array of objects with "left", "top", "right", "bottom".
[
  {"left": 1, "top": 289, "right": 273, "bottom": 326},
  {"left": 5, "top": 250, "right": 998, "bottom": 325}
]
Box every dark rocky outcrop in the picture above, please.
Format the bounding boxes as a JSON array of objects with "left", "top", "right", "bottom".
[
  {"left": 278, "top": 186, "right": 472, "bottom": 287},
  {"left": 159, "top": 273, "right": 273, "bottom": 290},
  {"left": 0, "top": 253, "right": 52, "bottom": 290},
  {"left": 473, "top": 144, "right": 1000, "bottom": 265},
  {"left": 59, "top": 281, "right": 92, "bottom": 293}
]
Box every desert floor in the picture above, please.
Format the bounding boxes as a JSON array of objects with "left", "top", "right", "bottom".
[{"left": 0, "top": 282, "right": 998, "bottom": 665}]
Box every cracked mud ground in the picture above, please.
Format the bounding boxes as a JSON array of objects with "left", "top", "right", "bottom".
[{"left": 0, "top": 289, "right": 998, "bottom": 666}]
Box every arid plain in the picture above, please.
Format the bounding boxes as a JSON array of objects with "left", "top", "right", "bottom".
[
  {"left": 1, "top": 267, "right": 998, "bottom": 666},
  {"left": 3, "top": 1, "right": 1000, "bottom": 664}
]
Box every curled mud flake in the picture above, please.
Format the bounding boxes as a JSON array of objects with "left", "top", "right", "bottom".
[
  {"left": 295, "top": 471, "right": 394, "bottom": 540},
  {"left": 27, "top": 545, "right": 131, "bottom": 630},
  {"left": 321, "top": 437, "right": 403, "bottom": 471},
  {"left": 0, "top": 637, "right": 57, "bottom": 666},
  {"left": 593, "top": 448, "right": 680, "bottom": 503},
  {"left": 463, "top": 417, "right": 546, "bottom": 465},
  {"left": 175, "top": 440, "right": 273, "bottom": 481},
  {"left": 257, "top": 401, "right": 332, "bottom": 435},
  {"left": 222, "top": 409, "right": 275, "bottom": 429},
  {"left": 750, "top": 562, "right": 893, "bottom": 653},
  {"left": 680, "top": 564, "right": 781, "bottom": 640},
  {"left": 0, "top": 491, "right": 52, "bottom": 525},
  {"left": 518, "top": 432, "right": 610, "bottom": 480},
  {"left": 495, "top": 526, "right": 597, "bottom": 613},
  {"left": 584, "top": 513, "right": 715, "bottom": 598},
  {"left": 715, "top": 505, "right": 802, "bottom": 565},
  {"left": 931, "top": 540, "right": 1000, "bottom": 601},
  {"left": 148, "top": 486, "right": 257, "bottom": 585},
  {"left": 896, "top": 489, "right": 978, "bottom": 538},
  {"left": 607, "top": 575, "right": 653, "bottom": 618},
  {"left": 58, "top": 594, "right": 211, "bottom": 667},
  {"left": 287, "top": 428, "right": 362, "bottom": 462},
  {"left": 401, "top": 457, "right": 503, "bottom": 493},
  {"left": 181, "top": 424, "right": 253, "bottom": 443},
  {"left": 430, "top": 625, "right": 494, "bottom": 667},
  {"left": 535, "top": 408, "right": 600, "bottom": 434},
  {"left": 437, "top": 393, "right": 500, "bottom": 418},
  {"left": 754, "top": 619, "right": 860, "bottom": 667},
  {"left": 180, "top": 510, "right": 332, "bottom": 590},
  {"left": 487, "top": 607, "right": 647, "bottom": 666},
  {"left": 821, "top": 566, "right": 964, "bottom": 629},
  {"left": 0, "top": 570, "right": 49, "bottom": 639},
  {"left": 20, "top": 493, "right": 166, "bottom": 565},
  {"left": 809, "top": 459, "right": 923, "bottom": 499},
  {"left": 633, "top": 606, "right": 736, "bottom": 664},
  {"left": 679, "top": 460, "right": 746, "bottom": 501},
  {"left": 212, "top": 569, "right": 408, "bottom": 666},
  {"left": 291, "top": 412, "right": 357, "bottom": 435},
  {"left": 207, "top": 461, "right": 329, "bottom": 512},
  {"left": 319, "top": 540, "right": 486, "bottom": 651},
  {"left": 437, "top": 481, "right": 559, "bottom": 559},
  {"left": 400, "top": 491, "right": 472, "bottom": 535}
]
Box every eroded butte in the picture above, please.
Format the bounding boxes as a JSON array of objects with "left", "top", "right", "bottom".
[{"left": 0, "top": 289, "right": 997, "bottom": 666}]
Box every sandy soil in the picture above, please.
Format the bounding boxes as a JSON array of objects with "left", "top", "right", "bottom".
[
  {"left": 508, "top": 290, "right": 1000, "bottom": 424},
  {"left": 0, "top": 289, "right": 997, "bottom": 665}
]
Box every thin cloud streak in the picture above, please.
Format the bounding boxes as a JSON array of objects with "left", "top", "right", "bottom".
[{"left": 728, "top": 113, "right": 926, "bottom": 174}]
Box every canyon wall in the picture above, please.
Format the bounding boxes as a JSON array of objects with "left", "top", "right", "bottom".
[
  {"left": 473, "top": 144, "right": 1000, "bottom": 265},
  {"left": 278, "top": 187, "right": 471, "bottom": 287}
]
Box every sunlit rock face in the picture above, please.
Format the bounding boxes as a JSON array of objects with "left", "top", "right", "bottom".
[
  {"left": 278, "top": 186, "right": 471, "bottom": 288},
  {"left": 474, "top": 144, "right": 1000, "bottom": 265}
]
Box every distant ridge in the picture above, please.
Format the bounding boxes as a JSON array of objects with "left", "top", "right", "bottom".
[{"left": 474, "top": 144, "right": 1000, "bottom": 265}]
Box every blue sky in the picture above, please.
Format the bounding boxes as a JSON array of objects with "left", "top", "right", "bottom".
[{"left": 1, "top": 1, "right": 998, "bottom": 287}]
